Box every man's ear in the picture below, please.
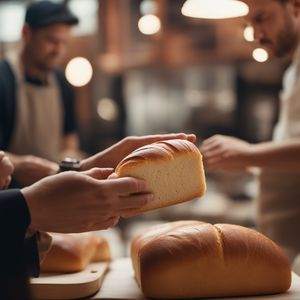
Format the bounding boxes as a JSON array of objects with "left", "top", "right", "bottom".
[{"left": 22, "top": 24, "right": 31, "bottom": 42}]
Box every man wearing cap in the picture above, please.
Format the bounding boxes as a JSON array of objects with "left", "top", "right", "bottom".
[{"left": 0, "top": 0, "right": 80, "bottom": 187}]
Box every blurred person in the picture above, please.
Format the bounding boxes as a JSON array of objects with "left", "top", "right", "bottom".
[
  {"left": 201, "top": 0, "right": 300, "bottom": 261},
  {"left": 0, "top": 0, "right": 80, "bottom": 187}
]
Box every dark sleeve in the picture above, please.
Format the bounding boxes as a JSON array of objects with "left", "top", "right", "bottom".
[
  {"left": 0, "top": 189, "right": 38, "bottom": 299},
  {"left": 0, "top": 189, "right": 40, "bottom": 274},
  {"left": 54, "top": 69, "right": 77, "bottom": 134},
  {"left": 0, "top": 79, "right": 5, "bottom": 149},
  {"left": 0, "top": 60, "right": 16, "bottom": 150}
]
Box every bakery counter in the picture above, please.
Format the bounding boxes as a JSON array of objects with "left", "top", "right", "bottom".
[{"left": 92, "top": 258, "right": 300, "bottom": 300}]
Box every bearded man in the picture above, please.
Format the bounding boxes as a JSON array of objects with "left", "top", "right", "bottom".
[{"left": 201, "top": 0, "right": 300, "bottom": 262}]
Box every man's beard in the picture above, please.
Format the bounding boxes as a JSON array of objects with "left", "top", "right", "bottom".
[
  {"left": 29, "top": 50, "right": 59, "bottom": 73},
  {"left": 273, "top": 30, "right": 297, "bottom": 58},
  {"left": 260, "top": 22, "right": 297, "bottom": 58}
]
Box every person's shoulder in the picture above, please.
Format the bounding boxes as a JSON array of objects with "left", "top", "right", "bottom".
[
  {"left": 0, "top": 59, "right": 15, "bottom": 101},
  {"left": 0, "top": 59, "right": 13, "bottom": 79}
]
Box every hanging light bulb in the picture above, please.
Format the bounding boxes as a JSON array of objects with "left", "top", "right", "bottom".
[
  {"left": 65, "top": 57, "right": 93, "bottom": 87},
  {"left": 244, "top": 25, "right": 254, "bottom": 42},
  {"left": 138, "top": 14, "right": 161, "bottom": 35},
  {"left": 181, "top": 0, "right": 249, "bottom": 19},
  {"left": 97, "top": 98, "right": 119, "bottom": 121},
  {"left": 252, "top": 48, "right": 269, "bottom": 63}
]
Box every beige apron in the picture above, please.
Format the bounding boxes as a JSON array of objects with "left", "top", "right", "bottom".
[
  {"left": 6, "top": 51, "right": 63, "bottom": 163},
  {"left": 258, "top": 45, "right": 300, "bottom": 261},
  {"left": 5, "top": 51, "right": 64, "bottom": 260}
]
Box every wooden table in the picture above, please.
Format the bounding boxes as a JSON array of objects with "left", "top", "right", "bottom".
[{"left": 92, "top": 258, "right": 300, "bottom": 300}]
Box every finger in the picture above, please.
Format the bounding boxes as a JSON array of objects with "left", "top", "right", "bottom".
[
  {"left": 202, "top": 147, "right": 226, "bottom": 159},
  {"left": 201, "top": 135, "right": 223, "bottom": 146},
  {"left": 0, "top": 180, "right": 7, "bottom": 190},
  {"left": 1, "top": 157, "right": 14, "bottom": 176},
  {"left": 0, "top": 151, "right": 4, "bottom": 161},
  {"left": 84, "top": 168, "right": 114, "bottom": 180},
  {"left": 201, "top": 137, "right": 221, "bottom": 149},
  {"left": 186, "top": 134, "right": 197, "bottom": 143},
  {"left": 38, "top": 159, "right": 59, "bottom": 174},
  {"left": 93, "top": 216, "right": 120, "bottom": 230},
  {"left": 108, "top": 172, "right": 118, "bottom": 179},
  {"left": 200, "top": 142, "right": 221, "bottom": 155},
  {"left": 203, "top": 157, "right": 223, "bottom": 169},
  {"left": 49, "top": 162, "right": 59, "bottom": 174},
  {"left": 3, "top": 176, "right": 11, "bottom": 189},
  {"left": 107, "top": 177, "right": 148, "bottom": 195},
  {"left": 117, "top": 193, "right": 154, "bottom": 210},
  {"left": 164, "top": 133, "right": 197, "bottom": 143},
  {"left": 137, "top": 133, "right": 193, "bottom": 145}
]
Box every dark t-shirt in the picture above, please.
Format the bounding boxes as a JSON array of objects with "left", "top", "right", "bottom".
[{"left": 0, "top": 59, "right": 77, "bottom": 150}]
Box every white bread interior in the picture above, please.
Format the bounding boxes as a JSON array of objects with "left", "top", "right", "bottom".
[
  {"left": 116, "top": 139, "right": 206, "bottom": 217},
  {"left": 131, "top": 221, "right": 291, "bottom": 299}
]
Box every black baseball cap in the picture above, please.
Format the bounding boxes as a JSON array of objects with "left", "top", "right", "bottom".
[{"left": 25, "top": 1, "right": 79, "bottom": 29}]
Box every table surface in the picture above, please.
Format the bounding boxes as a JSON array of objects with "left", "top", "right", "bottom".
[{"left": 91, "top": 258, "right": 300, "bottom": 300}]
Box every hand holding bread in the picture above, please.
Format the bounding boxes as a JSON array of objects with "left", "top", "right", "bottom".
[
  {"left": 22, "top": 168, "right": 153, "bottom": 233},
  {"left": 80, "top": 133, "right": 196, "bottom": 170}
]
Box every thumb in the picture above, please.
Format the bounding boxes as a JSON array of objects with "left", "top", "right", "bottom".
[
  {"left": 83, "top": 168, "right": 114, "bottom": 180},
  {"left": 0, "top": 151, "right": 4, "bottom": 161},
  {"left": 108, "top": 172, "right": 119, "bottom": 180}
]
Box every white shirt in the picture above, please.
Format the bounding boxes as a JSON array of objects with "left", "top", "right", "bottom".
[{"left": 258, "top": 44, "right": 300, "bottom": 261}]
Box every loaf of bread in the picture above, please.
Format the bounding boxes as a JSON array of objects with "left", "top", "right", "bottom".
[
  {"left": 115, "top": 139, "right": 206, "bottom": 217},
  {"left": 131, "top": 221, "right": 291, "bottom": 298},
  {"left": 40, "top": 233, "right": 111, "bottom": 273}
]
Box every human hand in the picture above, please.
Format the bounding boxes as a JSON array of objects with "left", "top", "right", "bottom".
[
  {"left": 0, "top": 151, "right": 14, "bottom": 190},
  {"left": 80, "top": 133, "right": 197, "bottom": 170},
  {"left": 200, "top": 135, "right": 252, "bottom": 171},
  {"left": 22, "top": 168, "right": 153, "bottom": 233},
  {"left": 10, "top": 154, "right": 58, "bottom": 186}
]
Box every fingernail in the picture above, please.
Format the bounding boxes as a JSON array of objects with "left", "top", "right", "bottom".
[{"left": 113, "top": 217, "right": 120, "bottom": 226}]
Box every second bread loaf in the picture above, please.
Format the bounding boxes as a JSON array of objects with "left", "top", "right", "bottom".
[
  {"left": 40, "top": 233, "right": 111, "bottom": 273},
  {"left": 131, "top": 221, "right": 291, "bottom": 298}
]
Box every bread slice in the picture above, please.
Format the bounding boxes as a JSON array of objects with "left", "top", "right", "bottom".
[
  {"left": 115, "top": 139, "right": 206, "bottom": 217},
  {"left": 131, "top": 221, "right": 291, "bottom": 298}
]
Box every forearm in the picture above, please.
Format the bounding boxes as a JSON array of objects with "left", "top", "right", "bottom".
[
  {"left": 5, "top": 153, "right": 58, "bottom": 186},
  {"left": 5, "top": 152, "right": 24, "bottom": 166},
  {"left": 245, "top": 140, "right": 300, "bottom": 172}
]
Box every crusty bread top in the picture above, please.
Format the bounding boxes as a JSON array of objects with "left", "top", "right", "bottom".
[
  {"left": 131, "top": 221, "right": 291, "bottom": 286},
  {"left": 115, "top": 139, "right": 201, "bottom": 172}
]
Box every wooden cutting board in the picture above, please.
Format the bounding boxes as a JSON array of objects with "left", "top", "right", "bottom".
[{"left": 30, "top": 262, "right": 109, "bottom": 300}]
